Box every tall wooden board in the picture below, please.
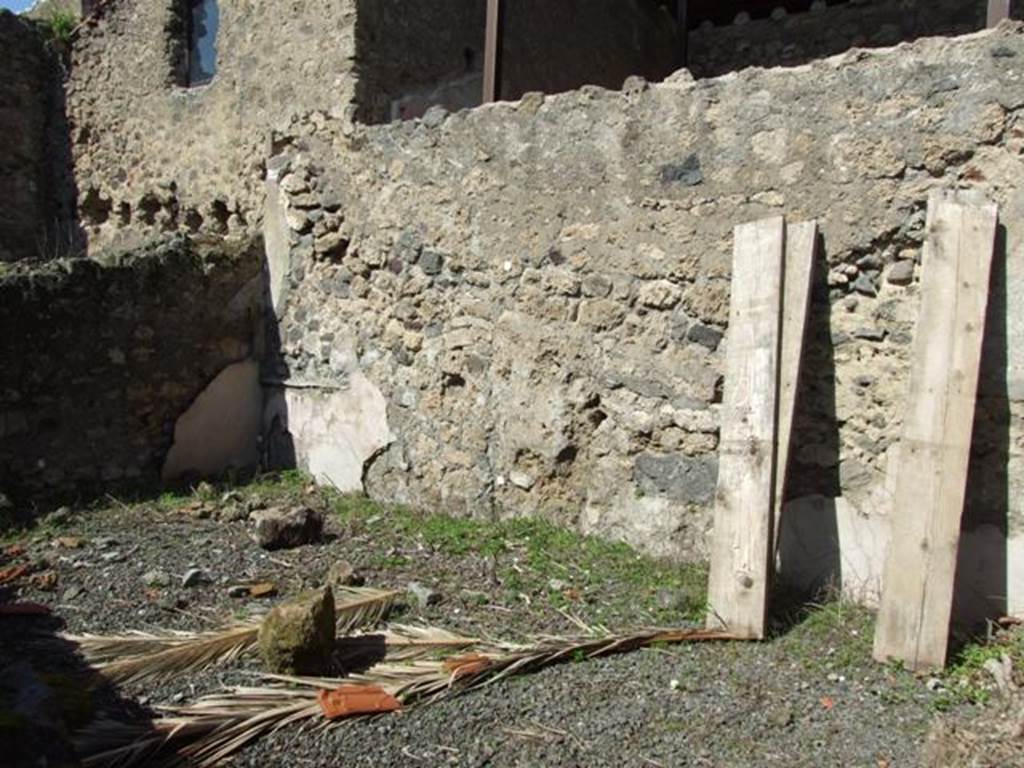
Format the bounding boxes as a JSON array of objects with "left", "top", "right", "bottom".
[
  {"left": 774, "top": 222, "right": 817, "bottom": 551},
  {"left": 707, "top": 216, "right": 785, "bottom": 639},
  {"left": 873, "top": 191, "right": 998, "bottom": 671}
]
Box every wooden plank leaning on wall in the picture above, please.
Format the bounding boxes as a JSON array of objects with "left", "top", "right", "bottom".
[
  {"left": 872, "top": 191, "right": 998, "bottom": 671},
  {"left": 707, "top": 217, "right": 786, "bottom": 640},
  {"left": 774, "top": 223, "right": 817, "bottom": 558}
]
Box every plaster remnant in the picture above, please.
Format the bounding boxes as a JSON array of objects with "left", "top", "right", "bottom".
[
  {"left": 162, "top": 360, "right": 263, "bottom": 482},
  {"left": 778, "top": 495, "right": 1024, "bottom": 626},
  {"left": 263, "top": 374, "right": 393, "bottom": 494},
  {"left": 264, "top": 174, "right": 292, "bottom": 318}
]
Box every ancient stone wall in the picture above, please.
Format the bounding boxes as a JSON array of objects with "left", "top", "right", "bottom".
[
  {"left": 67, "top": 0, "right": 359, "bottom": 250},
  {"left": 688, "top": 0, "right": 985, "bottom": 77},
  {"left": 261, "top": 28, "right": 1024, "bottom": 616},
  {"left": 0, "top": 236, "right": 263, "bottom": 504},
  {"left": 0, "top": 12, "right": 58, "bottom": 262}
]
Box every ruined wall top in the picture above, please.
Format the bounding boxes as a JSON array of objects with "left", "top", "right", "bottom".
[
  {"left": 61, "top": 0, "right": 998, "bottom": 254},
  {"left": 67, "top": 0, "right": 359, "bottom": 249}
]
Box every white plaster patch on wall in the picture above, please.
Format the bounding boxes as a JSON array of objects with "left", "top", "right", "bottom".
[
  {"left": 778, "top": 495, "right": 887, "bottom": 607},
  {"left": 263, "top": 172, "right": 291, "bottom": 318},
  {"left": 580, "top": 485, "right": 711, "bottom": 562},
  {"left": 1009, "top": 534, "right": 1024, "bottom": 619},
  {"left": 162, "top": 360, "right": 263, "bottom": 481},
  {"left": 778, "top": 495, "right": 1024, "bottom": 623},
  {"left": 263, "top": 373, "right": 393, "bottom": 493},
  {"left": 1006, "top": 221, "right": 1024, "bottom": 403}
]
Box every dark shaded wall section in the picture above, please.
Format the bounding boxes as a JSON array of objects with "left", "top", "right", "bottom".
[
  {"left": 0, "top": 12, "right": 66, "bottom": 263},
  {"left": 355, "top": 0, "right": 677, "bottom": 123},
  {"left": 688, "top": 0, "right": 987, "bottom": 77},
  {"left": 355, "top": 0, "right": 487, "bottom": 122},
  {"left": 501, "top": 0, "right": 677, "bottom": 99},
  {"left": 0, "top": 235, "right": 263, "bottom": 506}
]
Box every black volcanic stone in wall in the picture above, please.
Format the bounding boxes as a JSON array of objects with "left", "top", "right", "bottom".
[{"left": 633, "top": 452, "right": 719, "bottom": 505}]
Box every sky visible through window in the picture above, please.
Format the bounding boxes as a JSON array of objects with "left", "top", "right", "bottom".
[
  {"left": 1, "top": 1, "right": 37, "bottom": 12},
  {"left": 189, "top": 0, "right": 219, "bottom": 85}
]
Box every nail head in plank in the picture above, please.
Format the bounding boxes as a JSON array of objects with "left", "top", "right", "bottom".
[{"left": 707, "top": 216, "right": 785, "bottom": 640}]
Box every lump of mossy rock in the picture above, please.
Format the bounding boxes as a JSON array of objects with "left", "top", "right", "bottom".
[
  {"left": 250, "top": 505, "right": 324, "bottom": 550},
  {"left": 258, "top": 587, "right": 336, "bottom": 675}
]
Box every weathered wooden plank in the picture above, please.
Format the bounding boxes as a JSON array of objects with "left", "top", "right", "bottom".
[
  {"left": 707, "top": 216, "right": 785, "bottom": 640},
  {"left": 483, "top": 0, "right": 503, "bottom": 103},
  {"left": 773, "top": 222, "right": 817, "bottom": 553},
  {"left": 988, "top": 0, "right": 1011, "bottom": 27},
  {"left": 873, "top": 191, "right": 998, "bottom": 671}
]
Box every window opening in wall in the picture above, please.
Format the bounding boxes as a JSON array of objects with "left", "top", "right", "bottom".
[{"left": 186, "top": 0, "right": 219, "bottom": 86}]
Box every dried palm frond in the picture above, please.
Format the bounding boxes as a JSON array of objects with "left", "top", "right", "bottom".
[
  {"left": 77, "top": 692, "right": 321, "bottom": 768},
  {"left": 78, "top": 625, "right": 738, "bottom": 768},
  {"left": 70, "top": 586, "right": 400, "bottom": 685},
  {"left": 333, "top": 586, "right": 401, "bottom": 633},
  {"left": 267, "top": 659, "right": 454, "bottom": 701},
  {"left": 77, "top": 716, "right": 209, "bottom": 768},
  {"left": 95, "top": 625, "right": 258, "bottom": 685},
  {"left": 448, "top": 627, "right": 737, "bottom": 693},
  {"left": 332, "top": 623, "right": 481, "bottom": 669},
  {"left": 174, "top": 692, "right": 321, "bottom": 768},
  {"left": 363, "top": 623, "right": 480, "bottom": 660}
]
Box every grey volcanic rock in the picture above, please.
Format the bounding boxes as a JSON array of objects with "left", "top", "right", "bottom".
[{"left": 250, "top": 506, "right": 324, "bottom": 550}]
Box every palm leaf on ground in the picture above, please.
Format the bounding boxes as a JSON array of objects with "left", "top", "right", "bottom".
[
  {"left": 77, "top": 625, "right": 737, "bottom": 768},
  {"left": 69, "top": 586, "right": 401, "bottom": 685}
]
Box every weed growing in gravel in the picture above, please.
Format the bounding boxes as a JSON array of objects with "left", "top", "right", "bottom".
[
  {"left": 779, "top": 599, "right": 875, "bottom": 676},
  {"left": 327, "top": 487, "right": 708, "bottom": 624},
  {"left": 933, "top": 627, "right": 1024, "bottom": 709}
]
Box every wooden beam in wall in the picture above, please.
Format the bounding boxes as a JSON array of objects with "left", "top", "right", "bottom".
[
  {"left": 706, "top": 216, "right": 785, "bottom": 640},
  {"left": 872, "top": 191, "right": 998, "bottom": 672},
  {"left": 988, "top": 0, "right": 1012, "bottom": 27},
  {"left": 676, "top": 0, "right": 690, "bottom": 69},
  {"left": 483, "top": 0, "right": 504, "bottom": 103}
]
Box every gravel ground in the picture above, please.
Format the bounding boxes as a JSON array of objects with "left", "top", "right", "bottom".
[{"left": 0, "top": 477, "right": 1011, "bottom": 767}]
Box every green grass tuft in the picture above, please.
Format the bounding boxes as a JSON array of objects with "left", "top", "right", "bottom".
[
  {"left": 45, "top": 10, "right": 77, "bottom": 44},
  {"left": 934, "top": 628, "right": 1024, "bottom": 709},
  {"left": 330, "top": 490, "right": 708, "bottom": 623}
]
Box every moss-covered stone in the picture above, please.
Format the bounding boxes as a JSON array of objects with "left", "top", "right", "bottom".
[{"left": 257, "top": 587, "right": 336, "bottom": 675}]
